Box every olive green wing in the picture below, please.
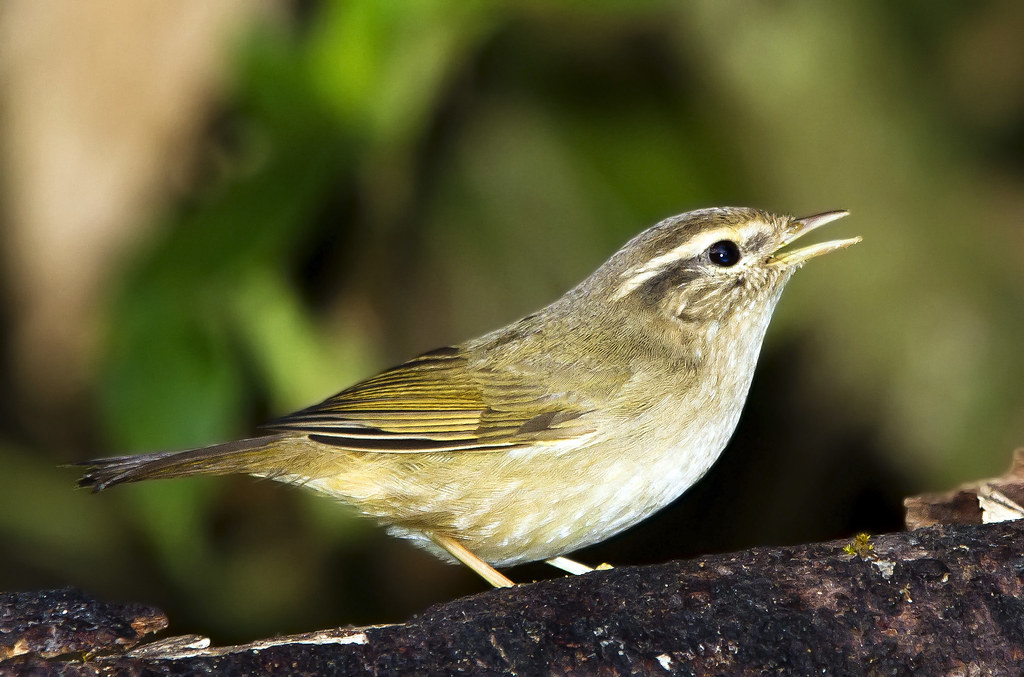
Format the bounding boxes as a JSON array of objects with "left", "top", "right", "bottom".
[{"left": 264, "top": 346, "right": 597, "bottom": 452}]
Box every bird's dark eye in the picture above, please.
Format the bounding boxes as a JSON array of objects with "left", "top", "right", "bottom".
[{"left": 707, "top": 240, "right": 741, "bottom": 267}]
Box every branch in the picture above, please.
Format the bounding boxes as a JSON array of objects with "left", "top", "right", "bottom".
[{"left": 6, "top": 451, "right": 1024, "bottom": 675}]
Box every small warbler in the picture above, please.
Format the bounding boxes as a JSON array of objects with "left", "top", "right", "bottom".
[{"left": 79, "top": 207, "right": 859, "bottom": 587}]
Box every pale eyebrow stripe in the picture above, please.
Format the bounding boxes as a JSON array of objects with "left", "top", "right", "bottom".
[{"left": 611, "top": 229, "right": 740, "bottom": 301}]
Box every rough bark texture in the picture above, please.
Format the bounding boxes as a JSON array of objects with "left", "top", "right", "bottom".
[
  {"left": 4, "top": 519, "right": 1024, "bottom": 675},
  {"left": 905, "top": 448, "right": 1024, "bottom": 530},
  {"left": 0, "top": 587, "right": 166, "bottom": 662}
]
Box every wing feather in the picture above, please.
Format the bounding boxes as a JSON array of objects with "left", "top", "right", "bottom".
[{"left": 265, "top": 346, "right": 597, "bottom": 452}]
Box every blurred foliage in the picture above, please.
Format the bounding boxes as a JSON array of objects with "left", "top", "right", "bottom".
[{"left": 2, "top": 0, "right": 1024, "bottom": 642}]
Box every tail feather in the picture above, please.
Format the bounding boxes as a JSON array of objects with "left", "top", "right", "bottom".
[{"left": 76, "top": 434, "right": 294, "bottom": 492}]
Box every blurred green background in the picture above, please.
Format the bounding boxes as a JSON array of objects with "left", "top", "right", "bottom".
[{"left": 1, "top": 0, "right": 1023, "bottom": 643}]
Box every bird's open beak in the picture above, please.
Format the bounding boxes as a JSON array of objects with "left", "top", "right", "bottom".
[{"left": 771, "top": 210, "right": 861, "bottom": 266}]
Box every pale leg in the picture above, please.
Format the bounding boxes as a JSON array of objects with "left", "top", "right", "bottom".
[
  {"left": 545, "top": 556, "right": 593, "bottom": 575},
  {"left": 430, "top": 533, "right": 514, "bottom": 588},
  {"left": 546, "top": 556, "right": 614, "bottom": 575}
]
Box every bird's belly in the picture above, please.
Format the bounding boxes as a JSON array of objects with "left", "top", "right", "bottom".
[
  {"left": 469, "top": 425, "right": 732, "bottom": 565},
  {"left": 298, "top": 417, "right": 731, "bottom": 566}
]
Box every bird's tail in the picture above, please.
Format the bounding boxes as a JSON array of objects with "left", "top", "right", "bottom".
[{"left": 76, "top": 434, "right": 302, "bottom": 492}]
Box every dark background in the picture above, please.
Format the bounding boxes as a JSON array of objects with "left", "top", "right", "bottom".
[{"left": 1, "top": 1, "right": 1023, "bottom": 643}]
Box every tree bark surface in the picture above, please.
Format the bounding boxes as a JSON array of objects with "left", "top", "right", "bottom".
[{"left": 4, "top": 519, "right": 1024, "bottom": 675}]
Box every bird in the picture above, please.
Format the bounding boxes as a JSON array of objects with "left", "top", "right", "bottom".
[{"left": 77, "top": 207, "right": 859, "bottom": 588}]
